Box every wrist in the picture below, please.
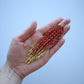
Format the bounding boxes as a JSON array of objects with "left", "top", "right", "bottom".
[{"left": 0, "top": 62, "right": 22, "bottom": 84}]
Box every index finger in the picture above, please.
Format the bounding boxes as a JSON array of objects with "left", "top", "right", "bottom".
[{"left": 37, "top": 17, "right": 63, "bottom": 34}]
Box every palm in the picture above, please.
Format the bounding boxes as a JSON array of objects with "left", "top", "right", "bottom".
[
  {"left": 7, "top": 18, "right": 70, "bottom": 79},
  {"left": 7, "top": 31, "right": 51, "bottom": 78}
]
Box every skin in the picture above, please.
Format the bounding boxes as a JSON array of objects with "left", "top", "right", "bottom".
[{"left": 0, "top": 17, "right": 70, "bottom": 84}]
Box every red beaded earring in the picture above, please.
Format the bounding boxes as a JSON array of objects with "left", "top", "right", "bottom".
[{"left": 25, "top": 24, "right": 64, "bottom": 64}]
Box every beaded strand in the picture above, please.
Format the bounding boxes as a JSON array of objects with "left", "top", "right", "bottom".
[{"left": 25, "top": 24, "right": 64, "bottom": 64}]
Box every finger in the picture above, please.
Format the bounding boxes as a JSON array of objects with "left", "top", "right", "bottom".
[
  {"left": 49, "top": 38, "right": 65, "bottom": 57},
  {"left": 37, "top": 17, "right": 63, "bottom": 34},
  {"left": 49, "top": 19, "right": 70, "bottom": 56},
  {"left": 59, "top": 18, "right": 70, "bottom": 27},
  {"left": 15, "top": 21, "right": 37, "bottom": 42},
  {"left": 63, "top": 24, "right": 70, "bottom": 35}
]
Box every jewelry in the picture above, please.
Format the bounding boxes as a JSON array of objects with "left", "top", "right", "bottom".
[{"left": 25, "top": 24, "right": 64, "bottom": 64}]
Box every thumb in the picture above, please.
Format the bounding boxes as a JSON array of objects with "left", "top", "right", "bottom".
[{"left": 15, "top": 21, "right": 37, "bottom": 42}]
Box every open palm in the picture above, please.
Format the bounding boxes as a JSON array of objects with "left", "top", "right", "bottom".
[{"left": 7, "top": 17, "right": 70, "bottom": 79}]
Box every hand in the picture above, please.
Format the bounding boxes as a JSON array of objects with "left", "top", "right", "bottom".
[{"left": 6, "top": 17, "right": 70, "bottom": 79}]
